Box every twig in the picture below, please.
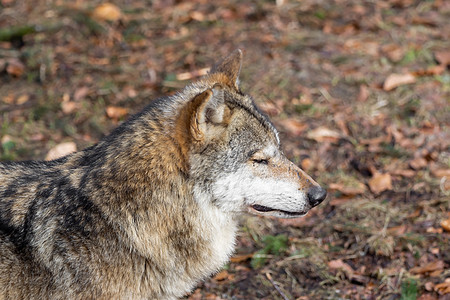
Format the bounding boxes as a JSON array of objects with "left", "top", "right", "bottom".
[{"left": 265, "top": 272, "right": 290, "bottom": 300}]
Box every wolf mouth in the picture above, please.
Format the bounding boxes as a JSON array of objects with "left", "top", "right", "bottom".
[{"left": 251, "top": 204, "right": 306, "bottom": 216}]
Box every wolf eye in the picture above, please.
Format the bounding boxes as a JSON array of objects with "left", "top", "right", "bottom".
[{"left": 253, "top": 158, "right": 269, "bottom": 165}]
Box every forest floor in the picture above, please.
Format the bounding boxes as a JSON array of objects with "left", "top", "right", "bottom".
[{"left": 1, "top": 0, "right": 449, "bottom": 299}]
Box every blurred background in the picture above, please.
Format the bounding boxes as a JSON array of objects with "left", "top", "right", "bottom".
[{"left": 0, "top": 0, "right": 449, "bottom": 299}]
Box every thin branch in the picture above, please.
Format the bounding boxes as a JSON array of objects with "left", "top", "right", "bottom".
[{"left": 265, "top": 272, "right": 290, "bottom": 300}]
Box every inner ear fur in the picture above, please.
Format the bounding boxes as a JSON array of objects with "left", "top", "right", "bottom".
[{"left": 189, "top": 87, "right": 231, "bottom": 141}]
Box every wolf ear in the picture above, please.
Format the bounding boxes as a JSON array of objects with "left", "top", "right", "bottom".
[
  {"left": 191, "top": 86, "right": 227, "bottom": 141},
  {"left": 210, "top": 49, "right": 243, "bottom": 89}
]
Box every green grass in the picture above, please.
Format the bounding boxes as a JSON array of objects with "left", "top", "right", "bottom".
[
  {"left": 251, "top": 234, "right": 288, "bottom": 269},
  {"left": 400, "top": 278, "right": 418, "bottom": 300}
]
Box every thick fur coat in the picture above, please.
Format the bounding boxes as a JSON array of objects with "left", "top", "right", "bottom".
[{"left": 0, "top": 50, "right": 326, "bottom": 299}]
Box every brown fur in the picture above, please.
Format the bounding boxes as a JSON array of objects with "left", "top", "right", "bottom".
[{"left": 0, "top": 50, "right": 326, "bottom": 299}]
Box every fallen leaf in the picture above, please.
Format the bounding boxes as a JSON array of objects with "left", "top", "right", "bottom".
[
  {"left": 441, "top": 219, "right": 450, "bottom": 232},
  {"left": 380, "top": 44, "right": 405, "bottom": 62},
  {"left": 230, "top": 253, "right": 253, "bottom": 263},
  {"left": 368, "top": 172, "right": 392, "bottom": 194},
  {"left": 435, "top": 279, "right": 450, "bottom": 295},
  {"left": 434, "top": 50, "right": 450, "bottom": 66},
  {"left": 188, "top": 289, "right": 202, "bottom": 300},
  {"left": 383, "top": 73, "right": 416, "bottom": 91},
  {"left": 306, "top": 126, "right": 341, "bottom": 143},
  {"left": 329, "top": 182, "right": 367, "bottom": 196},
  {"left": 329, "top": 197, "right": 353, "bottom": 206},
  {"left": 61, "top": 101, "right": 81, "bottom": 114},
  {"left": 328, "top": 259, "right": 354, "bottom": 276},
  {"left": 259, "top": 102, "right": 281, "bottom": 116},
  {"left": 410, "top": 260, "right": 444, "bottom": 275},
  {"left": 407, "top": 208, "right": 421, "bottom": 218},
  {"left": 176, "top": 67, "right": 209, "bottom": 81},
  {"left": 431, "top": 169, "right": 450, "bottom": 178},
  {"left": 301, "top": 157, "right": 313, "bottom": 170},
  {"left": 92, "top": 3, "right": 122, "bottom": 21},
  {"left": 74, "top": 86, "right": 90, "bottom": 101},
  {"left": 412, "top": 15, "right": 438, "bottom": 26},
  {"left": 6, "top": 59, "right": 25, "bottom": 77},
  {"left": 412, "top": 65, "right": 446, "bottom": 76},
  {"left": 409, "top": 157, "right": 428, "bottom": 170},
  {"left": 390, "top": 169, "right": 416, "bottom": 178},
  {"left": 387, "top": 225, "right": 407, "bottom": 236},
  {"left": 45, "top": 142, "right": 77, "bottom": 161},
  {"left": 279, "top": 119, "right": 308, "bottom": 136},
  {"left": 106, "top": 106, "right": 129, "bottom": 119},
  {"left": 2, "top": 94, "right": 14, "bottom": 104},
  {"left": 213, "top": 270, "right": 229, "bottom": 281},
  {"left": 16, "top": 94, "right": 29, "bottom": 105},
  {"left": 426, "top": 227, "right": 443, "bottom": 234},
  {"left": 278, "top": 215, "right": 315, "bottom": 227},
  {"left": 424, "top": 282, "right": 435, "bottom": 291},
  {"left": 0, "top": 59, "right": 5, "bottom": 72},
  {"left": 357, "top": 84, "right": 370, "bottom": 102}
]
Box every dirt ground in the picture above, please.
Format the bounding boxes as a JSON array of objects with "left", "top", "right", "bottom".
[{"left": 1, "top": 0, "right": 449, "bottom": 299}]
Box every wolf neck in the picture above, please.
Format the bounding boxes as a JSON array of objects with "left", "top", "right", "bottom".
[{"left": 69, "top": 106, "right": 237, "bottom": 295}]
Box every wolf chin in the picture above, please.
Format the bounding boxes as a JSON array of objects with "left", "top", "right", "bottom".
[{"left": 0, "top": 49, "right": 326, "bottom": 299}]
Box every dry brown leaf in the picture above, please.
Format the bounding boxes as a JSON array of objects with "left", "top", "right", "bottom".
[
  {"left": 368, "top": 172, "right": 392, "bottom": 194},
  {"left": 410, "top": 260, "right": 444, "bottom": 275},
  {"left": 2, "top": 94, "right": 14, "bottom": 104},
  {"left": 92, "top": 3, "right": 122, "bottom": 21},
  {"left": 431, "top": 168, "right": 450, "bottom": 177},
  {"left": 74, "top": 86, "right": 90, "bottom": 101},
  {"left": 301, "top": 157, "right": 313, "bottom": 170},
  {"left": 6, "top": 59, "right": 25, "bottom": 77},
  {"left": 188, "top": 289, "right": 202, "bottom": 300},
  {"left": 435, "top": 279, "right": 450, "bottom": 295},
  {"left": 435, "top": 50, "right": 450, "bottom": 66},
  {"left": 409, "top": 157, "right": 428, "bottom": 170},
  {"left": 380, "top": 44, "right": 405, "bottom": 62},
  {"left": 328, "top": 259, "right": 354, "bottom": 276},
  {"left": 230, "top": 253, "right": 253, "bottom": 263},
  {"left": 357, "top": 85, "right": 369, "bottom": 102},
  {"left": 412, "top": 65, "right": 446, "bottom": 76},
  {"left": 387, "top": 225, "right": 407, "bottom": 236},
  {"left": 434, "top": 278, "right": 450, "bottom": 295},
  {"left": 278, "top": 215, "right": 315, "bottom": 227},
  {"left": 329, "top": 182, "right": 367, "bottom": 196},
  {"left": 441, "top": 219, "right": 450, "bottom": 232},
  {"left": 45, "top": 142, "right": 77, "bottom": 161},
  {"left": 16, "top": 94, "right": 29, "bottom": 105},
  {"left": 424, "top": 281, "right": 435, "bottom": 291},
  {"left": 213, "top": 270, "right": 229, "bottom": 281},
  {"left": 106, "top": 106, "right": 129, "bottom": 119},
  {"left": 390, "top": 169, "right": 416, "bottom": 178},
  {"left": 61, "top": 101, "right": 80, "bottom": 114},
  {"left": 176, "top": 68, "right": 209, "bottom": 81},
  {"left": 0, "top": 58, "right": 6, "bottom": 72},
  {"left": 259, "top": 102, "right": 281, "bottom": 116},
  {"left": 329, "top": 197, "right": 353, "bottom": 206},
  {"left": 280, "top": 119, "right": 308, "bottom": 136},
  {"left": 383, "top": 73, "right": 416, "bottom": 91},
  {"left": 306, "top": 126, "right": 341, "bottom": 143}
]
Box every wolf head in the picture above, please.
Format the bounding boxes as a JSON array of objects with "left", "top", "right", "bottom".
[{"left": 176, "top": 50, "right": 326, "bottom": 219}]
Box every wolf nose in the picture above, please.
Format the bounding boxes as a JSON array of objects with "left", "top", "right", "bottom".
[{"left": 307, "top": 186, "right": 327, "bottom": 207}]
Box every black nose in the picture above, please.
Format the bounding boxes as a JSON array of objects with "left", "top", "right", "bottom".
[{"left": 307, "top": 186, "right": 327, "bottom": 207}]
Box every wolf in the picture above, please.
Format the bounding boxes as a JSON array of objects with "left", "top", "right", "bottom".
[{"left": 0, "top": 49, "right": 326, "bottom": 299}]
